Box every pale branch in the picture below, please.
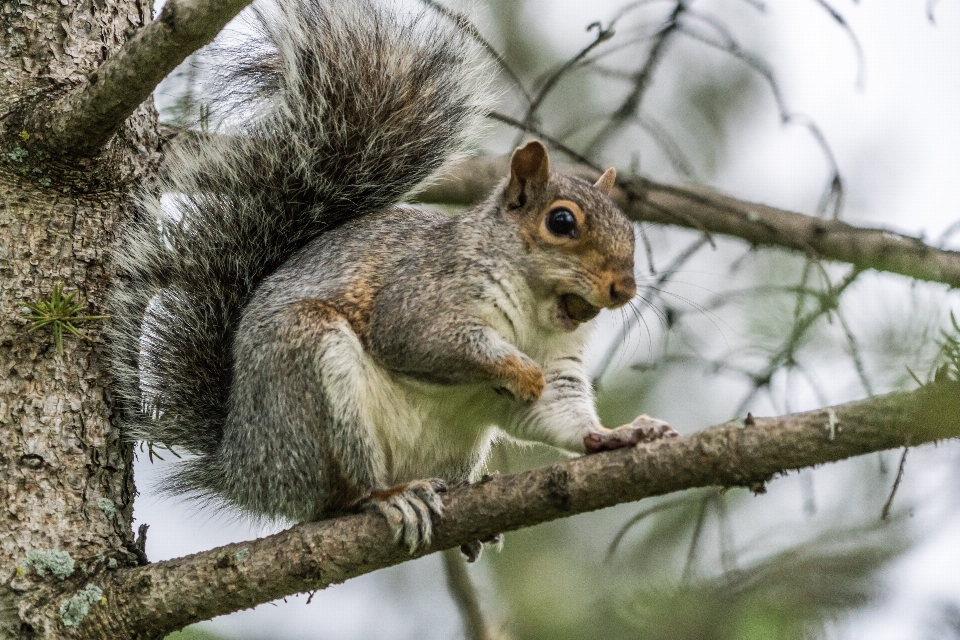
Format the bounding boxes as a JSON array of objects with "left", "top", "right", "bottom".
[
  {"left": 418, "top": 157, "right": 960, "bottom": 289},
  {"left": 27, "top": 0, "right": 252, "bottom": 157},
  {"left": 32, "top": 382, "right": 960, "bottom": 638}
]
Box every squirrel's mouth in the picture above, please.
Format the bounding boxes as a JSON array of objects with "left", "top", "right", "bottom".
[{"left": 557, "top": 293, "right": 601, "bottom": 330}]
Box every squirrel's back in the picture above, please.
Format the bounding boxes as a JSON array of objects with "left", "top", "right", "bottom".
[{"left": 108, "top": 0, "right": 491, "bottom": 483}]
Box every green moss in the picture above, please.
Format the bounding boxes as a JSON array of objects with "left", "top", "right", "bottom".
[
  {"left": 59, "top": 584, "right": 103, "bottom": 628},
  {"left": 23, "top": 549, "right": 75, "bottom": 580},
  {"left": 23, "top": 282, "right": 109, "bottom": 355}
]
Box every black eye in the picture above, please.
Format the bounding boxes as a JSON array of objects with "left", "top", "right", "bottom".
[{"left": 546, "top": 208, "right": 578, "bottom": 238}]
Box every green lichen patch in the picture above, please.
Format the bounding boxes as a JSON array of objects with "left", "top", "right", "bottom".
[
  {"left": 23, "top": 549, "right": 75, "bottom": 580},
  {"left": 235, "top": 547, "right": 250, "bottom": 562},
  {"left": 59, "top": 584, "right": 104, "bottom": 628},
  {"left": 97, "top": 497, "right": 117, "bottom": 520},
  {"left": 7, "top": 146, "right": 27, "bottom": 162}
]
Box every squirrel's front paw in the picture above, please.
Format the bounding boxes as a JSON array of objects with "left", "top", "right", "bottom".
[
  {"left": 368, "top": 479, "right": 447, "bottom": 553},
  {"left": 583, "top": 415, "right": 678, "bottom": 453},
  {"left": 493, "top": 354, "right": 545, "bottom": 402}
]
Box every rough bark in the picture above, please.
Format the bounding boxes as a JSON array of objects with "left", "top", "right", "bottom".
[
  {"left": 17, "top": 383, "right": 960, "bottom": 639},
  {"left": 1, "top": 0, "right": 159, "bottom": 637}
]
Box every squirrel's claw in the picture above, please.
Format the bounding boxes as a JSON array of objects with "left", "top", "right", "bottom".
[{"left": 370, "top": 479, "right": 447, "bottom": 553}]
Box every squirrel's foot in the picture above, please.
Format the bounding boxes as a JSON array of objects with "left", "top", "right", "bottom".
[
  {"left": 460, "top": 533, "right": 504, "bottom": 563},
  {"left": 369, "top": 479, "right": 448, "bottom": 553},
  {"left": 583, "top": 415, "right": 678, "bottom": 453}
]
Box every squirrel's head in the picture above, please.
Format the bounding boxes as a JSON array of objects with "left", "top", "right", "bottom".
[{"left": 501, "top": 140, "right": 636, "bottom": 332}]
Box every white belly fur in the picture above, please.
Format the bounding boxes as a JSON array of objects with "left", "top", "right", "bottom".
[{"left": 320, "top": 319, "right": 510, "bottom": 484}]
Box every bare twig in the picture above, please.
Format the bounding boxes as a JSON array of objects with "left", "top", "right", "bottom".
[
  {"left": 881, "top": 446, "right": 910, "bottom": 520},
  {"left": 585, "top": 2, "right": 686, "bottom": 156},
  {"left": 420, "top": 0, "right": 533, "bottom": 104},
  {"left": 811, "top": 0, "right": 867, "bottom": 87},
  {"left": 676, "top": 12, "right": 845, "bottom": 217},
  {"left": 515, "top": 21, "right": 615, "bottom": 147},
  {"left": 442, "top": 548, "right": 493, "bottom": 640}
]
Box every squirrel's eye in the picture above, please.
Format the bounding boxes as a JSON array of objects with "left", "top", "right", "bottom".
[{"left": 546, "top": 208, "right": 578, "bottom": 238}]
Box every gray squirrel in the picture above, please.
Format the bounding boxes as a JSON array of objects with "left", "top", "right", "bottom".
[{"left": 109, "top": 0, "right": 676, "bottom": 553}]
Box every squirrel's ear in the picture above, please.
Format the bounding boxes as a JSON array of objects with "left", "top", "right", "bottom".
[
  {"left": 594, "top": 168, "right": 616, "bottom": 196},
  {"left": 506, "top": 140, "right": 550, "bottom": 208}
]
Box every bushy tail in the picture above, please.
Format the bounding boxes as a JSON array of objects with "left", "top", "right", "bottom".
[{"left": 108, "top": 0, "right": 491, "bottom": 455}]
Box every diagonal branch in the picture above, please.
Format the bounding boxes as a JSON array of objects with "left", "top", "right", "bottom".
[
  {"left": 415, "top": 157, "right": 960, "bottom": 289},
  {"left": 29, "top": 0, "right": 252, "bottom": 157},
  {"left": 31, "top": 382, "right": 960, "bottom": 638}
]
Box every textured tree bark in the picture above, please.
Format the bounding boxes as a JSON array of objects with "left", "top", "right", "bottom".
[{"left": 0, "top": 1, "right": 159, "bottom": 637}]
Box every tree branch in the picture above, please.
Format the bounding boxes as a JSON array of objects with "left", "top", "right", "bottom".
[
  {"left": 33, "top": 382, "right": 960, "bottom": 638},
  {"left": 28, "top": 0, "right": 251, "bottom": 157},
  {"left": 418, "top": 157, "right": 960, "bottom": 289}
]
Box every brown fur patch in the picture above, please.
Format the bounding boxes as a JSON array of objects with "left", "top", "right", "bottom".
[
  {"left": 321, "top": 451, "right": 372, "bottom": 513},
  {"left": 488, "top": 354, "right": 545, "bottom": 402},
  {"left": 370, "top": 482, "right": 411, "bottom": 501},
  {"left": 337, "top": 272, "right": 379, "bottom": 343},
  {"left": 282, "top": 299, "right": 344, "bottom": 339},
  {"left": 285, "top": 274, "right": 379, "bottom": 346}
]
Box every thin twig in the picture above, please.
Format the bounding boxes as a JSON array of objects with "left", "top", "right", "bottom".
[
  {"left": 681, "top": 495, "right": 711, "bottom": 583},
  {"left": 442, "top": 548, "right": 492, "bottom": 640},
  {"left": 519, "top": 21, "right": 615, "bottom": 142},
  {"left": 881, "top": 446, "right": 910, "bottom": 520},
  {"left": 420, "top": 0, "right": 533, "bottom": 104},
  {"left": 811, "top": 0, "right": 867, "bottom": 87},
  {"left": 585, "top": 1, "right": 686, "bottom": 156}
]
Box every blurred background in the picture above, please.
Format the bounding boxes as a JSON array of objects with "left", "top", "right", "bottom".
[{"left": 146, "top": 1, "right": 960, "bottom": 638}]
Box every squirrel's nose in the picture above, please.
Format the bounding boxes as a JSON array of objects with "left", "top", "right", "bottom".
[{"left": 609, "top": 274, "right": 637, "bottom": 306}]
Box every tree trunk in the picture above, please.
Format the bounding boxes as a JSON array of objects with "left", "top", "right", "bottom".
[{"left": 0, "top": 1, "right": 157, "bottom": 636}]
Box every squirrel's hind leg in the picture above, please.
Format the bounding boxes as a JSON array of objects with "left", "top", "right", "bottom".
[
  {"left": 225, "top": 299, "right": 390, "bottom": 520},
  {"left": 231, "top": 298, "right": 449, "bottom": 551}
]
